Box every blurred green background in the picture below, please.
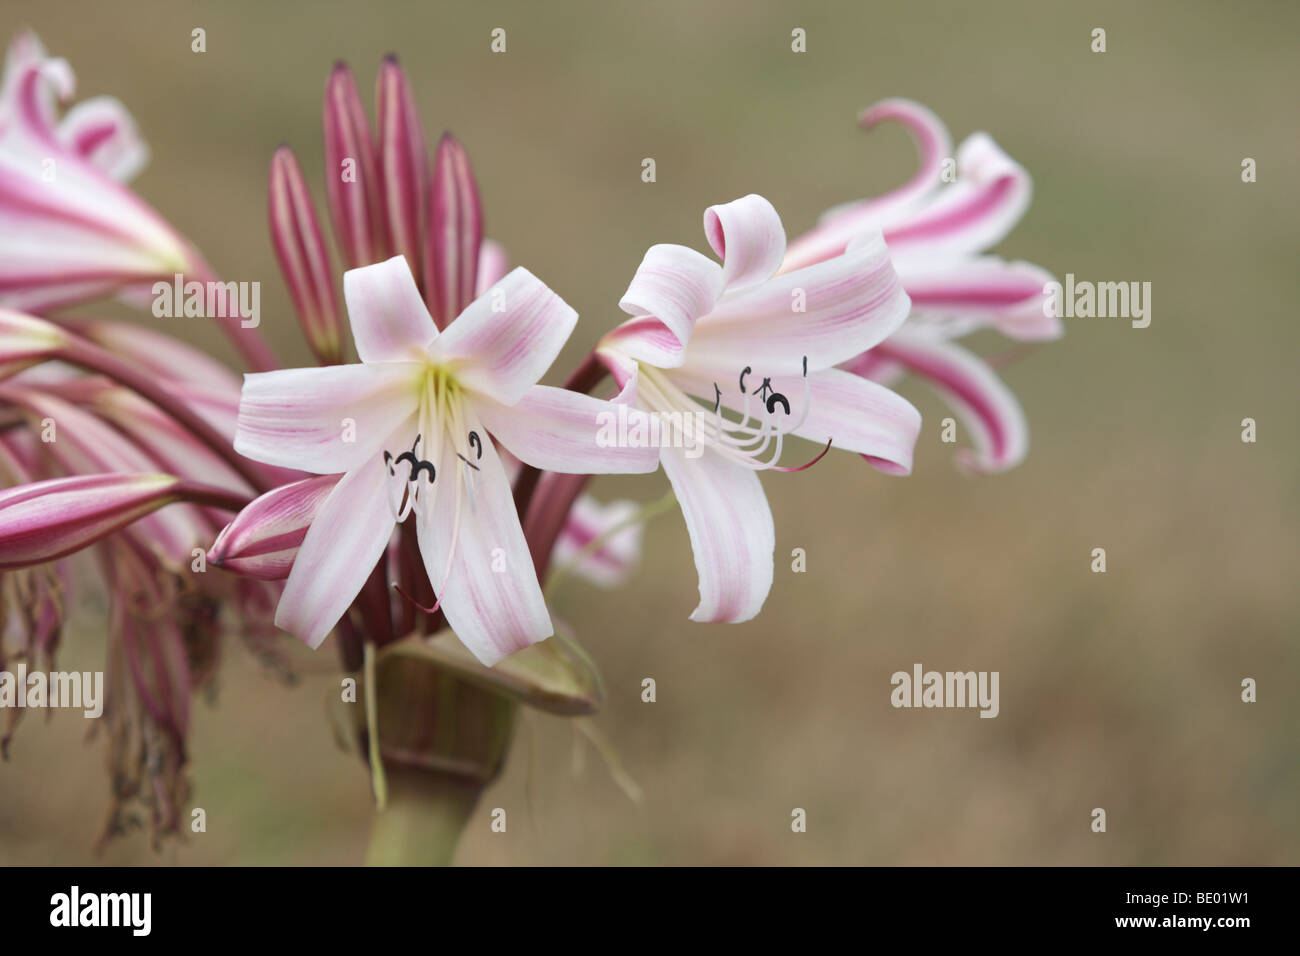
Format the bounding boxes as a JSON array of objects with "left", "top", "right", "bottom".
[{"left": 1, "top": 0, "right": 1296, "bottom": 865}]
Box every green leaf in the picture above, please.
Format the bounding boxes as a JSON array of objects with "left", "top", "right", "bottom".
[{"left": 378, "top": 622, "right": 603, "bottom": 716}]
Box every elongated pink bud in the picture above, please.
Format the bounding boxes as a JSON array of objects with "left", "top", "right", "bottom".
[
  {"left": 323, "top": 62, "right": 387, "bottom": 268},
  {"left": 375, "top": 56, "right": 428, "bottom": 283},
  {"left": 424, "top": 133, "right": 483, "bottom": 327},
  {"left": 208, "top": 474, "right": 339, "bottom": 579},
  {"left": 0, "top": 473, "right": 182, "bottom": 568},
  {"left": 269, "top": 146, "right": 342, "bottom": 363}
]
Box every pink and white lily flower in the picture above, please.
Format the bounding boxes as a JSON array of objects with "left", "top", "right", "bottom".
[
  {"left": 597, "top": 194, "right": 920, "bottom": 624},
  {"left": 0, "top": 31, "right": 148, "bottom": 182},
  {"left": 549, "top": 495, "right": 645, "bottom": 589},
  {"left": 235, "top": 255, "right": 658, "bottom": 664},
  {"left": 0, "top": 31, "right": 200, "bottom": 313},
  {"left": 783, "top": 98, "right": 1060, "bottom": 473},
  {"left": 210, "top": 454, "right": 645, "bottom": 589}
]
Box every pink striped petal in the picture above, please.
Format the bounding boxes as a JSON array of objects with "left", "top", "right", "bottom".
[
  {"left": 0, "top": 31, "right": 57, "bottom": 126},
  {"left": 1, "top": 386, "right": 209, "bottom": 560},
  {"left": 0, "top": 58, "right": 195, "bottom": 311},
  {"left": 323, "top": 62, "right": 387, "bottom": 268},
  {"left": 784, "top": 99, "right": 954, "bottom": 272},
  {"left": 594, "top": 345, "right": 643, "bottom": 406},
  {"left": 434, "top": 267, "right": 577, "bottom": 406},
  {"left": 660, "top": 445, "right": 773, "bottom": 623},
  {"left": 415, "top": 406, "right": 551, "bottom": 666},
  {"left": 276, "top": 461, "right": 397, "bottom": 648},
  {"left": 475, "top": 385, "right": 660, "bottom": 474},
  {"left": 600, "top": 314, "right": 694, "bottom": 369},
  {"left": 269, "top": 146, "right": 342, "bottom": 363},
  {"left": 375, "top": 57, "right": 428, "bottom": 280},
  {"left": 210, "top": 475, "right": 340, "bottom": 579},
  {"left": 424, "top": 133, "right": 483, "bottom": 328},
  {"left": 74, "top": 319, "right": 242, "bottom": 394},
  {"left": 0, "top": 472, "right": 181, "bottom": 569},
  {"left": 703, "top": 194, "right": 786, "bottom": 292},
  {"left": 850, "top": 98, "right": 952, "bottom": 217},
  {"left": 235, "top": 363, "right": 419, "bottom": 474},
  {"left": 553, "top": 496, "right": 644, "bottom": 588},
  {"left": 685, "top": 232, "right": 910, "bottom": 375},
  {"left": 899, "top": 257, "right": 1062, "bottom": 341},
  {"left": 861, "top": 332, "right": 1028, "bottom": 473},
  {"left": 88, "top": 386, "right": 252, "bottom": 495},
  {"left": 341, "top": 255, "right": 438, "bottom": 363},
  {"left": 883, "top": 133, "right": 1031, "bottom": 262},
  {"left": 56, "top": 95, "right": 147, "bottom": 182},
  {"left": 615, "top": 242, "right": 723, "bottom": 366},
  {"left": 0, "top": 308, "right": 69, "bottom": 367}
]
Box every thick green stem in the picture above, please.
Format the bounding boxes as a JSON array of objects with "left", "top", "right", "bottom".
[
  {"left": 354, "top": 653, "right": 517, "bottom": 866},
  {"left": 364, "top": 768, "right": 484, "bottom": 866}
]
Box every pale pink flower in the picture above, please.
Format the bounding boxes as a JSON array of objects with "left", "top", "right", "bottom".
[
  {"left": 233, "top": 255, "right": 659, "bottom": 664},
  {"left": 0, "top": 32, "right": 198, "bottom": 312},
  {"left": 549, "top": 495, "right": 645, "bottom": 589},
  {"left": 597, "top": 194, "right": 919, "bottom": 623},
  {"left": 783, "top": 99, "right": 1060, "bottom": 473}
]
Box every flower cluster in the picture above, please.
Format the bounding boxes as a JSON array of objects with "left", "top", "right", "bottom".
[{"left": 0, "top": 33, "right": 1057, "bottom": 847}]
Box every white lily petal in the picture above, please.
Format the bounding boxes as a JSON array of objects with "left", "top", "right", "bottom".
[
  {"left": 660, "top": 445, "right": 773, "bottom": 623},
  {"left": 342, "top": 255, "right": 439, "bottom": 363},
  {"left": 703, "top": 194, "right": 786, "bottom": 293},
  {"left": 235, "top": 363, "right": 420, "bottom": 473},
  {"left": 434, "top": 266, "right": 577, "bottom": 406},
  {"left": 416, "top": 402, "right": 552, "bottom": 665},
  {"left": 275, "top": 456, "right": 399, "bottom": 648},
  {"left": 476, "top": 385, "right": 660, "bottom": 475}
]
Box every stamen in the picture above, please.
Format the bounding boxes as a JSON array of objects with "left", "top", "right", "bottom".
[
  {"left": 427, "top": 454, "right": 466, "bottom": 604},
  {"left": 770, "top": 437, "right": 833, "bottom": 472},
  {"left": 638, "top": 358, "right": 830, "bottom": 473},
  {"left": 384, "top": 457, "right": 414, "bottom": 521},
  {"left": 383, "top": 432, "right": 435, "bottom": 522}
]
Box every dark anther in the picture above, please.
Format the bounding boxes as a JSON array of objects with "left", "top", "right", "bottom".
[
  {"left": 713, "top": 382, "right": 722, "bottom": 413},
  {"left": 765, "top": 391, "right": 790, "bottom": 415},
  {"left": 468, "top": 430, "right": 482, "bottom": 459},
  {"left": 455, "top": 452, "right": 481, "bottom": 471},
  {"left": 739, "top": 366, "right": 751, "bottom": 394},
  {"left": 394, "top": 450, "right": 418, "bottom": 477},
  {"left": 411, "top": 460, "right": 436, "bottom": 483},
  {"left": 802, "top": 355, "right": 808, "bottom": 377}
]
